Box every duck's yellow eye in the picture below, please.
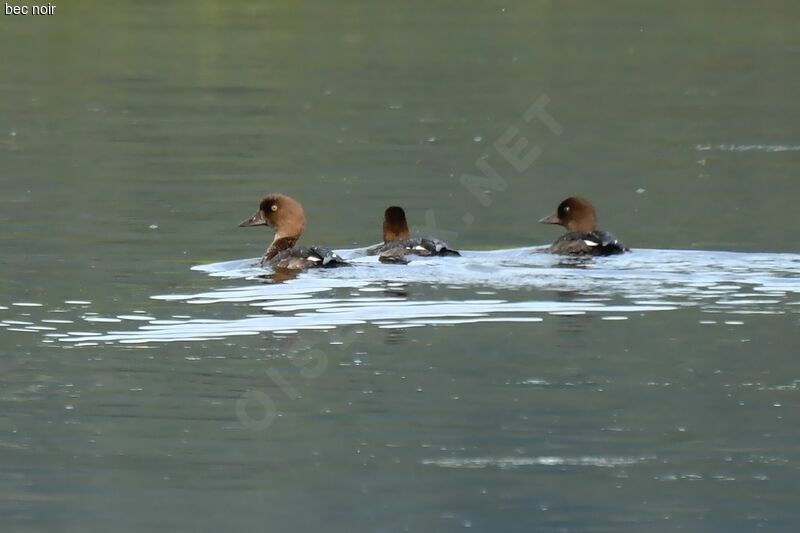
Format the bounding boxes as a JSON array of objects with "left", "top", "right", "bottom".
[{"left": 271, "top": 204, "right": 278, "bottom": 212}]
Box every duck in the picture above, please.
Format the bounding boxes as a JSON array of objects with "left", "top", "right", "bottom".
[
  {"left": 539, "top": 197, "right": 628, "bottom": 255},
  {"left": 239, "top": 194, "right": 348, "bottom": 270},
  {"left": 366, "top": 206, "right": 460, "bottom": 264}
]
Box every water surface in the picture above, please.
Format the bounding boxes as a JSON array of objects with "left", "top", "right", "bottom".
[{"left": 2, "top": 1, "right": 800, "bottom": 531}]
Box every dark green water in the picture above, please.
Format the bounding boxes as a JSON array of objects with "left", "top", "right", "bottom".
[{"left": 2, "top": 1, "right": 800, "bottom": 531}]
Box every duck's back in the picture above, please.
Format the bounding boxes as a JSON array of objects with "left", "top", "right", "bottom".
[
  {"left": 367, "top": 238, "right": 460, "bottom": 258},
  {"left": 550, "top": 231, "right": 627, "bottom": 256},
  {"left": 264, "top": 246, "right": 348, "bottom": 270}
]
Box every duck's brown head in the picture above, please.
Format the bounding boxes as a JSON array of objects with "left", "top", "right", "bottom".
[
  {"left": 239, "top": 194, "right": 306, "bottom": 241},
  {"left": 383, "top": 206, "right": 410, "bottom": 242},
  {"left": 539, "top": 196, "right": 597, "bottom": 233}
]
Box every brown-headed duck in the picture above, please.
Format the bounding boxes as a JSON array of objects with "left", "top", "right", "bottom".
[
  {"left": 539, "top": 197, "right": 628, "bottom": 255},
  {"left": 239, "top": 194, "right": 348, "bottom": 270},
  {"left": 367, "top": 206, "right": 460, "bottom": 264}
]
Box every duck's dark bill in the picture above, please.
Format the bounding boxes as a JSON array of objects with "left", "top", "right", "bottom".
[
  {"left": 239, "top": 211, "right": 267, "bottom": 227},
  {"left": 539, "top": 213, "right": 560, "bottom": 225}
]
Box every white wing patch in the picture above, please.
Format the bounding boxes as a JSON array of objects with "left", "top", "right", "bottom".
[
  {"left": 308, "top": 256, "right": 322, "bottom": 262},
  {"left": 584, "top": 240, "right": 599, "bottom": 247}
]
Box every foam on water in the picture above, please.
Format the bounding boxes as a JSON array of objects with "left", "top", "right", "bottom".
[{"left": 2, "top": 247, "right": 799, "bottom": 345}]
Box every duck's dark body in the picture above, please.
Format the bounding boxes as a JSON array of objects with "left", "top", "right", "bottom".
[
  {"left": 367, "top": 238, "right": 460, "bottom": 261},
  {"left": 376, "top": 246, "right": 411, "bottom": 265},
  {"left": 549, "top": 230, "right": 627, "bottom": 256},
  {"left": 262, "top": 245, "right": 348, "bottom": 270}
]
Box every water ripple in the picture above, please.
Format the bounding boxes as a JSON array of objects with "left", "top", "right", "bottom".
[
  {"left": 695, "top": 143, "right": 800, "bottom": 152},
  {"left": 2, "top": 247, "right": 798, "bottom": 345},
  {"left": 421, "top": 455, "right": 648, "bottom": 469}
]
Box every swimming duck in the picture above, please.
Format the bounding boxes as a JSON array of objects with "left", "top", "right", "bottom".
[
  {"left": 367, "top": 206, "right": 460, "bottom": 263},
  {"left": 239, "top": 194, "right": 348, "bottom": 270},
  {"left": 539, "top": 197, "right": 628, "bottom": 255}
]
